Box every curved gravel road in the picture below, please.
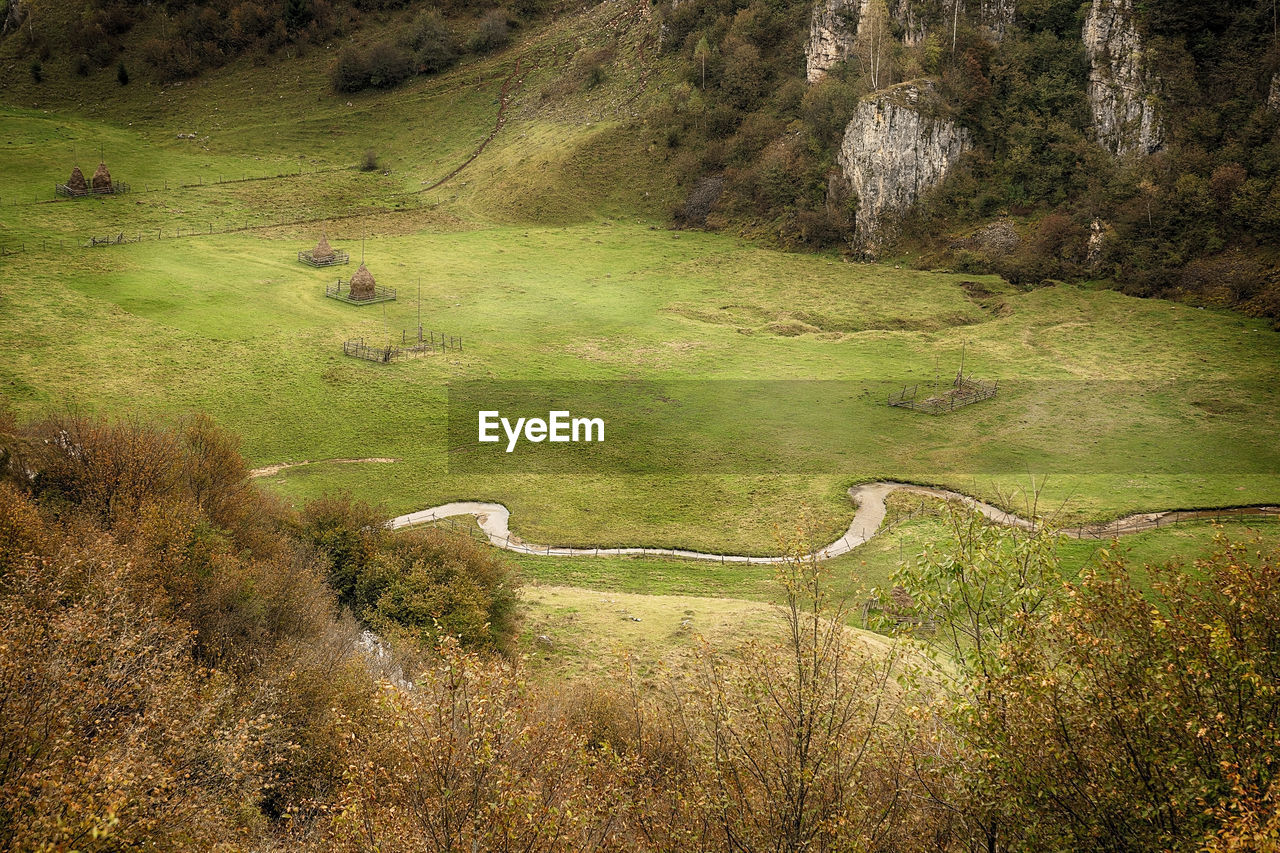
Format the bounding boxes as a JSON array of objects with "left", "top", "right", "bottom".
[{"left": 389, "top": 482, "right": 1280, "bottom": 563}]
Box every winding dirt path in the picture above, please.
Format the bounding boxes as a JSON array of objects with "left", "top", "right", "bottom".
[
  {"left": 388, "top": 482, "right": 1280, "bottom": 563},
  {"left": 250, "top": 457, "right": 398, "bottom": 478},
  {"left": 421, "top": 58, "right": 526, "bottom": 192}
]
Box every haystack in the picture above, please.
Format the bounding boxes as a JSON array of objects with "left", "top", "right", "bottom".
[
  {"left": 348, "top": 263, "right": 376, "bottom": 300},
  {"left": 66, "top": 166, "right": 88, "bottom": 194},
  {"left": 312, "top": 233, "right": 336, "bottom": 261},
  {"left": 91, "top": 161, "right": 112, "bottom": 193},
  {"left": 889, "top": 586, "right": 915, "bottom": 612}
]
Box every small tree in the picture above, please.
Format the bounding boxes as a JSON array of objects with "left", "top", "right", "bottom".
[
  {"left": 885, "top": 489, "right": 1066, "bottom": 849},
  {"left": 408, "top": 9, "right": 458, "bottom": 74},
  {"left": 693, "top": 35, "right": 711, "bottom": 90},
  {"left": 686, "top": 518, "right": 908, "bottom": 850},
  {"left": 468, "top": 10, "right": 510, "bottom": 54},
  {"left": 116, "top": 61, "right": 129, "bottom": 86},
  {"left": 284, "top": 0, "right": 312, "bottom": 32},
  {"left": 853, "top": 0, "right": 894, "bottom": 91}
]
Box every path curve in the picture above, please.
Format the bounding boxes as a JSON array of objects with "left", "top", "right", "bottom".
[{"left": 388, "top": 482, "right": 1280, "bottom": 564}]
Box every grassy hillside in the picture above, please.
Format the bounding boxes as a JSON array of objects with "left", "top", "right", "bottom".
[
  {"left": 1, "top": 0, "right": 1278, "bottom": 565},
  {"left": 3, "top": 214, "right": 1278, "bottom": 554}
]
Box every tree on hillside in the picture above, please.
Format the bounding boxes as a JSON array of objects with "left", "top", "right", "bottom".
[
  {"left": 694, "top": 34, "right": 711, "bottom": 90},
  {"left": 408, "top": 8, "right": 458, "bottom": 74},
  {"left": 468, "top": 9, "right": 510, "bottom": 54},
  {"left": 853, "top": 0, "right": 893, "bottom": 91},
  {"left": 686, "top": 522, "right": 912, "bottom": 850},
  {"left": 285, "top": 0, "right": 312, "bottom": 31},
  {"left": 886, "top": 494, "right": 1067, "bottom": 850}
]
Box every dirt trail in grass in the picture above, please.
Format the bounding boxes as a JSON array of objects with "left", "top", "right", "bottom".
[
  {"left": 250, "top": 457, "right": 398, "bottom": 478},
  {"left": 421, "top": 58, "right": 526, "bottom": 192},
  {"left": 389, "top": 482, "right": 1280, "bottom": 563}
]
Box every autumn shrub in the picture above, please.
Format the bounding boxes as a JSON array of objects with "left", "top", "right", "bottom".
[
  {"left": 0, "top": 482, "right": 43, "bottom": 575},
  {"left": 966, "top": 536, "right": 1280, "bottom": 852},
  {"left": 297, "top": 494, "right": 383, "bottom": 599},
  {"left": 0, "top": 523, "right": 235, "bottom": 849},
  {"left": 359, "top": 528, "right": 520, "bottom": 654},
  {"left": 325, "top": 637, "right": 631, "bottom": 852},
  {"left": 26, "top": 414, "right": 185, "bottom": 521},
  {"left": 331, "top": 40, "right": 413, "bottom": 92},
  {"left": 299, "top": 496, "right": 521, "bottom": 654},
  {"left": 467, "top": 9, "right": 510, "bottom": 54},
  {"left": 0, "top": 412, "right": 376, "bottom": 844},
  {"left": 670, "top": 529, "right": 927, "bottom": 851},
  {"left": 407, "top": 8, "right": 458, "bottom": 74}
]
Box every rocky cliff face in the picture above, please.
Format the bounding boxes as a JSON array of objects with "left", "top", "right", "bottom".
[
  {"left": 886, "top": 0, "right": 929, "bottom": 47},
  {"left": 2, "top": 0, "right": 26, "bottom": 37},
  {"left": 1082, "top": 0, "right": 1163, "bottom": 156},
  {"left": 805, "top": 0, "right": 931, "bottom": 83},
  {"left": 806, "top": 0, "right": 860, "bottom": 83},
  {"left": 836, "top": 80, "right": 971, "bottom": 246},
  {"left": 978, "top": 0, "right": 1015, "bottom": 41},
  {"left": 806, "top": 0, "right": 1018, "bottom": 83}
]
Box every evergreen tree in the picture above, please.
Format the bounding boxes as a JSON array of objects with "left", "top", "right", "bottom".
[{"left": 285, "top": 0, "right": 311, "bottom": 32}]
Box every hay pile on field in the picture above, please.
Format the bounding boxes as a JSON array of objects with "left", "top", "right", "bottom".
[
  {"left": 889, "top": 586, "right": 914, "bottom": 611},
  {"left": 349, "top": 263, "right": 376, "bottom": 299},
  {"left": 91, "top": 162, "right": 112, "bottom": 193},
  {"left": 66, "top": 166, "right": 87, "bottom": 194},
  {"left": 312, "top": 233, "right": 335, "bottom": 261}
]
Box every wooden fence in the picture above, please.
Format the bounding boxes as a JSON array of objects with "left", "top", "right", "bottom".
[
  {"left": 326, "top": 279, "right": 397, "bottom": 305},
  {"left": 55, "top": 181, "right": 131, "bottom": 198},
  {"left": 66, "top": 192, "right": 434, "bottom": 248},
  {"left": 1067, "top": 506, "right": 1280, "bottom": 539},
  {"left": 889, "top": 374, "right": 998, "bottom": 414},
  {"left": 297, "top": 249, "right": 350, "bottom": 267},
  {"left": 401, "top": 326, "right": 463, "bottom": 353},
  {"left": 343, "top": 338, "right": 403, "bottom": 363}
]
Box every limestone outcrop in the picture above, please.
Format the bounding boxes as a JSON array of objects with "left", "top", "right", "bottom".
[
  {"left": 806, "top": 0, "right": 860, "bottom": 82},
  {"left": 1082, "top": 0, "right": 1163, "bottom": 156},
  {"left": 836, "top": 80, "right": 971, "bottom": 245}
]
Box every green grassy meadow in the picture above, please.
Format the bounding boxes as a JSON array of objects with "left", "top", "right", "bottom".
[
  {"left": 5, "top": 217, "right": 1278, "bottom": 552},
  {"left": 2, "top": 4, "right": 1278, "bottom": 624}
]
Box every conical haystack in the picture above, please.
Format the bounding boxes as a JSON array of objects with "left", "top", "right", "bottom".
[
  {"left": 348, "top": 263, "right": 376, "bottom": 300},
  {"left": 889, "top": 586, "right": 914, "bottom": 611},
  {"left": 91, "top": 161, "right": 112, "bottom": 193},
  {"left": 312, "top": 233, "right": 335, "bottom": 261},
  {"left": 66, "top": 166, "right": 87, "bottom": 194}
]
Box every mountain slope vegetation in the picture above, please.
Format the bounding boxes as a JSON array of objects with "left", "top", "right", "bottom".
[{"left": 2, "top": 0, "right": 1277, "bottom": 324}]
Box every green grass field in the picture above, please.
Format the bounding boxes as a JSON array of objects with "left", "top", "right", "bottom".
[
  {"left": 2, "top": 3, "right": 1278, "bottom": 635},
  {"left": 5, "top": 217, "right": 1277, "bottom": 552}
]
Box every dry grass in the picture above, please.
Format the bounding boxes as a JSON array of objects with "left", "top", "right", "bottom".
[{"left": 518, "top": 583, "right": 893, "bottom": 684}]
